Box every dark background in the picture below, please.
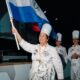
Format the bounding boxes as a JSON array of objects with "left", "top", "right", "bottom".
[
  {"left": 36, "top": 0, "right": 80, "bottom": 48},
  {"left": 0, "top": 0, "right": 80, "bottom": 61}
]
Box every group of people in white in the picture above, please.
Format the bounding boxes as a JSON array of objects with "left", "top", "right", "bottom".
[
  {"left": 55, "top": 30, "right": 80, "bottom": 80},
  {"left": 12, "top": 21, "right": 80, "bottom": 80}
]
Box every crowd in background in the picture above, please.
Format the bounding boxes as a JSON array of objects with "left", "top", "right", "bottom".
[{"left": 55, "top": 30, "right": 80, "bottom": 80}]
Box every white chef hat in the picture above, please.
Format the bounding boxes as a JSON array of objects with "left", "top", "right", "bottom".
[
  {"left": 72, "top": 30, "right": 79, "bottom": 39},
  {"left": 56, "top": 33, "right": 62, "bottom": 41},
  {"left": 41, "top": 23, "right": 52, "bottom": 36}
]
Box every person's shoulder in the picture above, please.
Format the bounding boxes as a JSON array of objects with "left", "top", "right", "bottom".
[
  {"left": 68, "top": 46, "right": 73, "bottom": 51},
  {"left": 48, "top": 44, "right": 56, "bottom": 51},
  {"left": 48, "top": 45, "right": 60, "bottom": 57},
  {"left": 48, "top": 44, "right": 55, "bottom": 48},
  {"left": 78, "top": 45, "right": 80, "bottom": 48},
  {"left": 61, "top": 46, "right": 66, "bottom": 49}
]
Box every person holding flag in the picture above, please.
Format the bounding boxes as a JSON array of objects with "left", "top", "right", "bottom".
[
  {"left": 12, "top": 22, "right": 64, "bottom": 80},
  {"left": 6, "top": 0, "right": 64, "bottom": 79}
]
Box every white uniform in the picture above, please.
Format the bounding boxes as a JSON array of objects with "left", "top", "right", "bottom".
[
  {"left": 68, "top": 45, "right": 80, "bottom": 80},
  {"left": 56, "top": 33, "right": 68, "bottom": 65},
  {"left": 56, "top": 46, "right": 68, "bottom": 64},
  {"left": 19, "top": 39, "right": 64, "bottom": 80}
]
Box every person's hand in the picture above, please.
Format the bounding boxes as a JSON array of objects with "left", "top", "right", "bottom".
[
  {"left": 71, "top": 53, "right": 79, "bottom": 59},
  {"left": 10, "top": 18, "right": 18, "bottom": 34},
  {"left": 10, "top": 18, "right": 13, "bottom": 24},
  {"left": 11, "top": 25, "right": 22, "bottom": 42},
  {"left": 12, "top": 26, "right": 18, "bottom": 35}
]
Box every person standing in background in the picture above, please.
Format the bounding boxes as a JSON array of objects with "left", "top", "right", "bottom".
[
  {"left": 55, "top": 33, "right": 68, "bottom": 69},
  {"left": 68, "top": 30, "right": 80, "bottom": 80}
]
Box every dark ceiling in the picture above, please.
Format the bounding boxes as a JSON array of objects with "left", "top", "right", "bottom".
[{"left": 36, "top": 1, "right": 80, "bottom": 30}]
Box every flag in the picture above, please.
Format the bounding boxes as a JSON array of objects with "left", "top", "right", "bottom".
[
  {"left": 6, "top": 0, "right": 56, "bottom": 40},
  {"left": 6, "top": 0, "right": 49, "bottom": 30}
]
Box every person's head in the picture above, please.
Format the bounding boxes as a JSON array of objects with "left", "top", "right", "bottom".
[
  {"left": 55, "top": 33, "right": 62, "bottom": 46},
  {"left": 73, "top": 39, "right": 79, "bottom": 45},
  {"left": 72, "top": 30, "right": 79, "bottom": 45},
  {"left": 39, "top": 23, "right": 52, "bottom": 46}
]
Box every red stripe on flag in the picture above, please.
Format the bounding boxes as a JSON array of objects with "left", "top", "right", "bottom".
[{"left": 32, "top": 23, "right": 40, "bottom": 32}]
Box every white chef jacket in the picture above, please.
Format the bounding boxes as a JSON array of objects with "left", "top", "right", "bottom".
[
  {"left": 56, "top": 46, "right": 68, "bottom": 64},
  {"left": 68, "top": 45, "right": 80, "bottom": 80},
  {"left": 68, "top": 45, "right": 80, "bottom": 61},
  {"left": 19, "top": 39, "right": 64, "bottom": 79}
]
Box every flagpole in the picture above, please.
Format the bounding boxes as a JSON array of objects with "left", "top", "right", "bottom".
[
  {"left": 10, "top": 18, "right": 20, "bottom": 50},
  {"left": 5, "top": 0, "right": 20, "bottom": 50}
]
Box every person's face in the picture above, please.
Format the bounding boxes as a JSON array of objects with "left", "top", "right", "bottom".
[
  {"left": 73, "top": 39, "right": 79, "bottom": 45},
  {"left": 56, "top": 40, "right": 61, "bottom": 46},
  {"left": 39, "top": 32, "right": 48, "bottom": 45}
]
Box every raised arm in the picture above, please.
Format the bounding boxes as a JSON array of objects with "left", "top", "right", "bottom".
[{"left": 12, "top": 25, "right": 36, "bottom": 53}]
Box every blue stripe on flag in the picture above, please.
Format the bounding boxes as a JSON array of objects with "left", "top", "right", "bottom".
[{"left": 9, "top": 2, "right": 48, "bottom": 29}]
